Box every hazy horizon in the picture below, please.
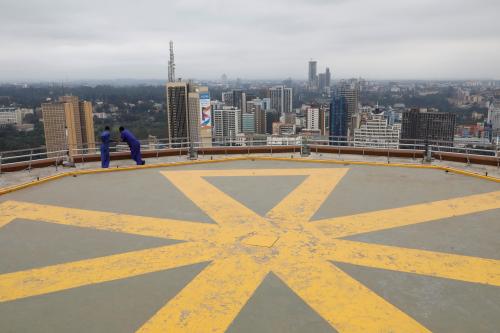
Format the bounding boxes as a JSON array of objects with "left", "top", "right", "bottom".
[{"left": 1, "top": 0, "right": 499, "bottom": 81}]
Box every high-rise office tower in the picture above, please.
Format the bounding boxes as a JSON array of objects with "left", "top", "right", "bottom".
[
  {"left": 329, "top": 94, "right": 348, "bottom": 141},
  {"left": 337, "top": 81, "right": 359, "bottom": 135},
  {"left": 232, "top": 89, "right": 245, "bottom": 112},
  {"left": 487, "top": 101, "right": 500, "bottom": 137},
  {"left": 308, "top": 60, "right": 318, "bottom": 88},
  {"left": 318, "top": 73, "right": 327, "bottom": 91},
  {"left": 262, "top": 98, "right": 271, "bottom": 111},
  {"left": 306, "top": 108, "right": 320, "bottom": 130},
  {"left": 188, "top": 86, "right": 210, "bottom": 145},
  {"left": 325, "top": 67, "right": 331, "bottom": 88},
  {"left": 401, "top": 109, "right": 456, "bottom": 145},
  {"left": 242, "top": 113, "right": 256, "bottom": 134},
  {"left": 269, "top": 86, "right": 292, "bottom": 116},
  {"left": 246, "top": 100, "right": 266, "bottom": 134},
  {"left": 266, "top": 110, "right": 279, "bottom": 134},
  {"left": 213, "top": 107, "right": 241, "bottom": 140},
  {"left": 78, "top": 101, "right": 96, "bottom": 150},
  {"left": 42, "top": 95, "right": 95, "bottom": 155},
  {"left": 166, "top": 82, "right": 212, "bottom": 145},
  {"left": 222, "top": 91, "right": 233, "bottom": 106},
  {"left": 58, "top": 95, "right": 83, "bottom": 148},
  {"left": 166, "top": 82, "right": 189, "bottom": 143},
  {"left": 319, "top": 106, "right": 328, "bottom": 136}
]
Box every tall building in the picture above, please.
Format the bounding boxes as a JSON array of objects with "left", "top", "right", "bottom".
[
  {"left": 42, "top": 95, "right": 95, "bottom": 155},
  {"left": 166, "top": 82, "right": 212, "bottom": 145},
  {"left": 337, "top": 81, "right": 360, "bottom": 135},
  {"left": 325, "top": 67, "right": 331, "bottom": 88},
  {"left": 266, "top": 110, "right": 279, "bottom": 134},
  {"left": 0, "top": 107, "right": 23, "bottom": 126},
  {"left": 353, "top": 115, "right": 401, "bottom": 148},
  {"left": 269, "top": 85, "right": 292, "bottom": 116},
  {"left": 213, "top": 107, "right": 241, "bottom": 140},
  {"left": 308, "top": 60, "right": 317, "bottom": 88},
  {"left": 318, "top": 74, "right": 327, "bottom": 91},
  {"left": 222, "top": 91, "right": 233, "bottom": 106},
  {"left": 78, "top": 101, "right": 96, "bottom": 150},
  {"left": 401, "top": 109, "right": 456, "bottom": 145},
  {"left": 487, "top": 101, "right": 500, "bottom": 137},
  {"left": 58, "top": 96, "right": 83, "bottom": 148},
  {"left": 242, "top": 113, "right": 256, "bottom": 134},
  {"left": 232, "top": 89, "right": 245, "bottom": 112},
  {"left": 246, "top": 101, "right": 266, "bottom": 134},
  {"left": 188, "top": 86, "right": 212, "bottom": 146},
  {"left": 166, "top": 82, "right": 189, "bottom": 143},
  {"left": 329, "top": 95, "right": 348, "bottom": 141},
  {"left": 306, "top": 108, "right": 320, "bottom": 130},
  {"left": 262, "top": 98, "right": 271, "bottom": 110}
]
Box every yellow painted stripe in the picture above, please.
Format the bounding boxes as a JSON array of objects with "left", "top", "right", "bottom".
[
  {"left": 266, "top": 170, "right": 348, "bottom": 228},
  {"left": 314, "top": 191, "right": 500, "bottom": 238},
  {"left": 0, "top": 200, "right": 218, "bottom": 241},
  {"left": 251, "top": 157, "right": 500, "bottom": 182},
  {"left": 324, "top": 240, "right": 500, "bottom": 286},
  {"left": 0, "top": 216, "right": 14, "bottom": 229},
  {"left": 161, "top": 172, "right": 274, "bottom": 234},
  {"left": 273, "top": 259, "right": 430, "bottom": 333},
  {"left": 0, "top": 157, "right": 249, "bottom": 196},
  {"left": 162, "top": 168, "right": 347, "bottom": 177},
  {"left": 440, "top": 166, "right": 500, "bottom": 183},
  {"left": 0, "top": 242, "right": 215, "bottom": 303},
  {"left": 1, "top": 156, "right": 498, "bottom": 197},
  {"left": 137, "top": 255, "right": 269, "bottom": 333}
]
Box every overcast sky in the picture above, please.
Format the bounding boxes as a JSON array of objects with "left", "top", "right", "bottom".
[{"left": 0, "top": 0, "right": 499, "bottom": 81}]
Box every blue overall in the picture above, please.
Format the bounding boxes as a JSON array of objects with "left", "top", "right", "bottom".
[
  {"left": 100, "top": 130, "right": 111, "bottom": 168},
  {"left": 120, "top": 129, "right": 144, "bottom": 165}
]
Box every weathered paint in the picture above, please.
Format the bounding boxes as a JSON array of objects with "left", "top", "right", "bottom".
[
  {"left": 1, "top": 156, "right": 498, "bottom": 197},
  {"left": 314, "top": 190, "right": 500, "bottom": 238},
  {"left": 0, "top": 167, "right": 499, "bottom": 333}
]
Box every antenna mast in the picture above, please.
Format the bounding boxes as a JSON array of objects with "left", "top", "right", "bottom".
[{"left": 168, "top": 40, "right": 176, "bottom": 83}]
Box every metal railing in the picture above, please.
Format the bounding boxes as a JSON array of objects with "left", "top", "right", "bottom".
[{"left": 1, "top": 136, "right": 499, "bottom": 173}]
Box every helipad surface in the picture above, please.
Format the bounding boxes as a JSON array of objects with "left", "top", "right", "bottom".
[{"left": 0, "top": 159, "right": 499, "bottom": 333}]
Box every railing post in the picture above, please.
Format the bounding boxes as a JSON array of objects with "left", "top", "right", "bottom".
[{"left": 28, "top": 149, "right": 33, "bottom": 172}]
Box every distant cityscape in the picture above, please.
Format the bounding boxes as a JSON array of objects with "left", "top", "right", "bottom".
[{"left": 0, "top": 41, "right": 499, "bottom": 155}]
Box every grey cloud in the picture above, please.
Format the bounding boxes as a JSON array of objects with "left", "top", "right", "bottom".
[{"left": 0, "top": 0, "right": 499, "bottom": 81}]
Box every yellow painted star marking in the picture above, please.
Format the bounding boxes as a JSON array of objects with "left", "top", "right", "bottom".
[{"left": 0, "top": 168, "right": 499, "bottom": 333}]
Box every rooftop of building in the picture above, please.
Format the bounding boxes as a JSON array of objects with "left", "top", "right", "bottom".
[{"left": 0, "top": 156, "right": 499, "bottom": 332}]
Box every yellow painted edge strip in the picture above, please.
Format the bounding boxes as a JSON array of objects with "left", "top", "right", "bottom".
[
  {"left": 251, "top": 157, "right": 500, "bottom": 183},
  {"left": 1, "top": 155, "right": 498, "bottom": 196},
  {"left": 0, "top": 157, "right": 248, "bottom": 196}
]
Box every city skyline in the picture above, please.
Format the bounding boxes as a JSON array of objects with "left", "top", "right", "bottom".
[{"left": 1, "top": 0, "right": 499, "bottom": 81}]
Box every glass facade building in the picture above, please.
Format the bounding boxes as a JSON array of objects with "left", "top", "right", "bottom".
[{"left": 329, "top": 95, "right": 348, "bottom": 143}]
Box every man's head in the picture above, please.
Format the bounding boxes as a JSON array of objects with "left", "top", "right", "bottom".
[
  {"left": 104, "top": 126, "right": 110, "bottom": 131},
  {"left": 119, "top": 126, "right": 125, "bottom": 132}
]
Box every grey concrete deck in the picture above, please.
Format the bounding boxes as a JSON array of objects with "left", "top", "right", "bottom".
[{"left": 0, "top": 159, "right": 499, "bottom": 333}]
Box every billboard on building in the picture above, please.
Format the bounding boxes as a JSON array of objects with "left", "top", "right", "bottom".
[{"left": 200, "top": 92, "right": 211, "bottom": 127}]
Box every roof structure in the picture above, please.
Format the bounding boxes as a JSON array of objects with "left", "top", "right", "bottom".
[{"left": 0, "top": 158, "right": 499, "bottom": 332}]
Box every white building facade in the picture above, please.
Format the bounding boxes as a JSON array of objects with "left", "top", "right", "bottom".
[{"left": 353, "top": 115, "right": 401, "bottom": 148}]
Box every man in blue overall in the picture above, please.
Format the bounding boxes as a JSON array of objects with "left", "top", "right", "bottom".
[
  {"left": 119, "top": 126, "right": 145, "bottom": 165},
  {"left": 100, "top": 126, "right": 111, "bottom": 168}
]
